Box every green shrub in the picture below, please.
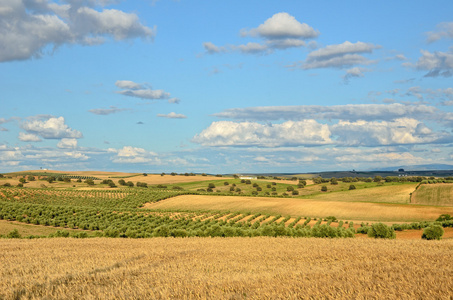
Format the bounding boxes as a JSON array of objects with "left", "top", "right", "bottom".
[
  {"left": 7, "top": 229, "right": 21, "bottom": 239},
  {"left": 367, "top": 223, "right": 395, "bottom": 239},
  {"left": 422, "top": 225, "right": 444, "bottom": 240},
  {"left": 321, "top": 185, "right": 327, "bottom": 192},
  {"left": 356, "top": 226, "right": 370, "bottom": 234},
  {"left": 436, "top": 214, "right": 452, "bottom": 222}
]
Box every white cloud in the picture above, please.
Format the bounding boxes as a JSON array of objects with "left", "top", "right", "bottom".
[
  {"left": 21, "top": 116, "right": 83, "bottom": 139},
  {"left": 157, "top": 112, "right": 187, "bottom": 119},
  {"left": 212, "top": 103, "right": 439, "bottom": 123},
  {"left": 88, "top": 106, "right": 128, "bottom": 115},
  {"left": 115, "top": 80, "right": 143, "bottom": 90},
  {"left": 426, "top": 22, "right": 453, "bottom": 43},
  {"left": 18, "top": 132, "right": 42, "bottom": 142},
  {"left": 335, "top": 151, "right": 424, "bottom": 165},
  {"left": 57, "top": 138, "right": 78, "bottom": 149},
  {"left": 241, "top": 12, "right": 319, "bottom": 39},
  {"left": 168, "top": 98, "right": 180, "bottom": 104},
  {"left": 0, "top": 0, "right": 155, "bottom": 62},
  {"left": 115, "top": 80, "right": 175, "bottom": 101},
  {"left": 192, "top": 120, "right": 332, "bottom": 147},
  {"left": 343, "top": 67, "right": 368, "bottom": 83},
  {"left": 63, "top": 152, "right": 88, "bottom": 160},
  {"left": 110, "top": 146, "right": 159, "bottom": 164},
  {"left": 331, "top": 118, "right": 445, "bottom": 146},
  {"left": 203, "top": 42, "right": 227, "bottom": 54},
  {"left": 301, "top": 41, "right": 380, "bottom": 70},
  {"left": 234, "top": 42, "right": 270, "bottom": 54},
  {"left": 203, "top": 12, "right": 318, "bottom": 55},
  {"left": 414, "top": 49, "right": 453, "bottom": 77},
  {"left": 193, "top": 117, "right": 450, "bottom": 148}
]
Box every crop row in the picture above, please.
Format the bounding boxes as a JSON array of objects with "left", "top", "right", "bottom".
[
  {"left": 0, "top": 188, "right": 192, "bottom": 210},
  {"left": 0, "top": 203, "right": 355, "bottom": 238}
]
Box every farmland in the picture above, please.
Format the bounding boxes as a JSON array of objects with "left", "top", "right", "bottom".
[
  {"left": 146, "top": 194, "right": 453, "bottom": 222},
  {"left": 1, "top": 171, "right": 453, "bottom": 238},
  {"left": 1, "top": 238, "right": 452, "bottom": 299},
  {"left": 1, "top": 170, "right": 453, "bottom": 299}
]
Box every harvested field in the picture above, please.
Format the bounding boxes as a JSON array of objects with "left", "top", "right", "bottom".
[
  {"left": 411, "top": 183, "right": 453, "bottom": 206},
  {"left": 145, "top": 195, "right": 453, "bottom": 222},
  {"left": 309, "top": 183, "right": 417, "bottom": 204},
  {"left": 1, "top": 238, "right": 452, "bottom": 299},
  {"left": 2, "top": 171, "right": 226, "bottom": 189}
]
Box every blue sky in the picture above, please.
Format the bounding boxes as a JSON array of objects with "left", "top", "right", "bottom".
[{"left": 1, "top": 0, "right": 453, "bottom": 173}]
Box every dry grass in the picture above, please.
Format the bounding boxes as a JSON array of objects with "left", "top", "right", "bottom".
[
  {"left": 412, "top": 183, "right": 453, "bottom": 206},
  {"left": 0, "top": 220, "right": 82, "bottom": 237},
  {"left": 2, "top": 170, "right": 226, "bottom": 189},
  {"left": 1, "top": 238, "right": 452, "bottom": 299},
  {"left": 145, "top": 195, "right": 453, "bottom": 222},
  {"left": 310, "top": 183, "right": 416, "bottom": 204}
]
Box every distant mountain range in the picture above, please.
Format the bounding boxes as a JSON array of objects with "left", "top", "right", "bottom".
[{"left": 369, "top": 164, "right": 453, "bottom": 172}]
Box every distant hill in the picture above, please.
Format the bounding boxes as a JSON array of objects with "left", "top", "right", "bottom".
[
  {"left": 370, "top": 164, "right": 453, "bottom": 172},
  {"left": 234, "top": 164, "right": 453, "bottom": 179}
]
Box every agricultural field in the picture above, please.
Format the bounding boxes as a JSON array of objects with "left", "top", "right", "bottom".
[
  {"left": 1, "top": 170, "right": 453, "bottom": 299},
  {"left": 1, "top": 238, "right": 452, "bottom": 299},
  {"left": 0, "top": 171, "right": 227, "bottom": 189},
  {"left": 411, "top": 183, "right": 453, "bottom": 206},
  {"left": 1, "top": 171, "right": 453, "bottom": 239},
  {"left": 145, "top": 194, "right": 453, "bottom": 222}
]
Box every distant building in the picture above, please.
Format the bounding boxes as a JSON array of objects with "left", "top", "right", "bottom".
[{"left": 239, "top": 176, "right": 257, "bottom": 180}]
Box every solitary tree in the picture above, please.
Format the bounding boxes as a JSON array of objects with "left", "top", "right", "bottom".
[{"left": 85, "top": 179, "right": 95, "bottom": 186}]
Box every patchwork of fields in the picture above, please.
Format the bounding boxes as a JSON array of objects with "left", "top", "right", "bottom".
[{"left": 1, "top": 170, "right": 453, "bottom": 299}]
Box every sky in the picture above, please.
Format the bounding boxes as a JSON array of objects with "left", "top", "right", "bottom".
[{"left": 1, "top": 0, "right": 453, "bottom": 174}]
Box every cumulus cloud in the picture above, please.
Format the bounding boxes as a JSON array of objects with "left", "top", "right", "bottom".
[
  {"left": 18, "top": 132, "right": 42, "bottom": 142},
  {"left": 115, "top": 80, "right": 176, "bottom": 101},
  {"left": 109, "top": 146, "right": 159, "bottom": 164},
  {"left": 57, "top": 138, "right": 78, "bottom": 149},
  {"left": 212, "top": 103, "right": 439, "bottom": 123},
  {"left": 202, "top": 42, "right": 227, "bottom": 54},
  {"left": 193, "top": 117, "right": 450, "bottom": 148},
  {"left": 192, "top": 120, "right": 332, "bottom": 147},
  {"left": 300, "top": 41, "right": 380, "bottom": 70},
  {"left": 203, "top": 12, "right": 318, "bottom": 55},
  {"left": 331, "top": 118, "right": 445, "bottom": 146},
  {"left": 426, "top": 22, "right": 453, "bottom": 43},
  {"left": 157, "top": 112, "right": 187, "bottom": 119},
  {"left": 21, "top": 116, "right": 83, "bottom": 139},
  {"left": 343, "top": 67, "right": 368, "bottom": 83},
  {"left": 88, "top": 106, "right": 128, "bottom": 115},
  {"left": 241, "top": 12, "right": 319, "bottom": 40},
  {"left": 0, "top": 0, "right": 155, "bottom": 62},
  {"left": 414, "top": 49, "right": 453, "bottom": 77}
]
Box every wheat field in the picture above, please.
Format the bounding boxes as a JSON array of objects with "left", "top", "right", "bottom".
[
  {"left": 412, "top": 183, "right": 453, "bottom": 206},
  {"left": 145, "top": 194, "right": 453, "bottom": 222},
  {"left": 1, "top": 237, "right": 452, "bottom": 299}
]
